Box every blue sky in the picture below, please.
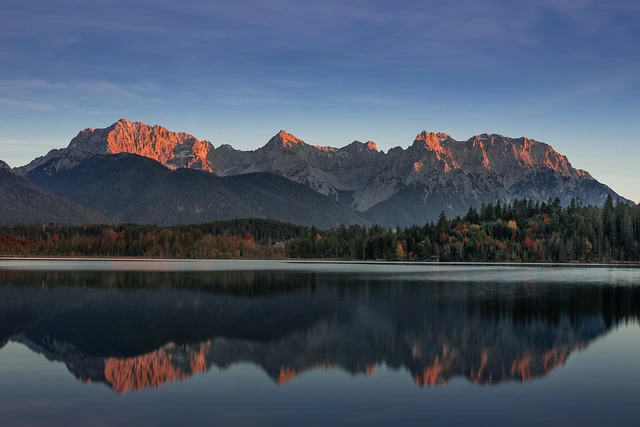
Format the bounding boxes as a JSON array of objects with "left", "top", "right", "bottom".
[{"left": 1, "top": 0, "right": 639, "bottom": 201}]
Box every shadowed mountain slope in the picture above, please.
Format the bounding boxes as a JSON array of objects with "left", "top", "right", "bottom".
[
  {"left": 26, "top": 153, "right": 367, "bottom": 228},
  {"left": 0, "top": 160, "right": 110, "bottom": 226}
]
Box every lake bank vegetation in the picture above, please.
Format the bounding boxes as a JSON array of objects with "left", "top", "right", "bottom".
[{"left": 1, "top": 197, "right": 638, "bottom": 263}]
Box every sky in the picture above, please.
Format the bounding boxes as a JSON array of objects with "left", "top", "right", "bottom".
[{"left": 1, "top": 0, "right": 639, "bottom": 201}]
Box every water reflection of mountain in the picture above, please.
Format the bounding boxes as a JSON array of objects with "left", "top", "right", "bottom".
[{"left": 1, "top": 270, "right": 639, "bottom": 394}]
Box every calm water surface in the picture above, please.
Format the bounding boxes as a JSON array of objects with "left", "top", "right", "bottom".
[{"left": 1, "top": 260, "right": 640, "bottom": 427}]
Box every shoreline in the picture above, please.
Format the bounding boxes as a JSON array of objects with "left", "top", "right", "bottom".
[{"left": 1, "top": 256, "right": 640, "bottom": 268}]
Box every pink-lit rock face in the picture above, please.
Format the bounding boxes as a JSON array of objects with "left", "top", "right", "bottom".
[
  {"left": 29, "top": 118, "right": 215, "bottom": 174},
  {"left": 268, "top": 130, "right": 306, "bottom": 148},
  {"left": 413, "top": 131, "right": 451, "bottom": 153},
  {"left": 338, "top": 140, "right": 379, "bottom": 154},
  {"left": 103, "top": 119, "right": 214, "bottom": 172},
  {"left": 314, "top": 145, "right": 336, "bottom": 153},
  {"left": 463, "top": 134, "right": 574, "bottom": 176},
  {"left": 364, "top": 141, "right": 378, "bottom": 151}
]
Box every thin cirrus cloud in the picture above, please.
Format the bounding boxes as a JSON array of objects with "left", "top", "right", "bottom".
[
  {"left": 0, "top": 97, "right": 55, "bottom": 112},
  {"left": 0, "top": 96, "right": 101, "bottom": 115},
  {"left": 344, "top": 95, "right": 413, "bottom": 106},
  {"left": 215, "top": 86, "right": 302, "bottom": 107},
  {"left": 0, "top": 78, "right": 164, "bottom": 116}
]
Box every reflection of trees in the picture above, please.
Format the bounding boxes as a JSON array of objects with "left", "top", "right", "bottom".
[
  {"left": 1, "top": 270, "right": 639, "bottom": 393},
  {"left": 476, "top": 284, "right": 640, "bottom": 327},
  {"left": 0, "top": 270, "right": 323, "bottom": 296}
]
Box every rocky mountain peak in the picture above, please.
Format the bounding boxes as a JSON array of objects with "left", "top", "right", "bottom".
[
  {"left": 267, "top": 130, "right": 305, "bottom": 148},
  {"left": 415, "top": 131, "right": 451, "bottom": 140},
  {"left": 114, "top": 117, "right": 133, "bottom": 126},
  {"left": 104, "top": 119, "right": 215, "bottom": 172},
  {"left": 463, "top": 134, "right": 576, "bottom": 176},
  {"left": 412, "top": 131, "right": 451, "bottom": 151},
  {"left": 468, "top": 133, "right": 505, "bottom": 144},
  {"left": 0, "top": 160, "right": 12, "bottom": 172},
  {"left": 23, "top": 119, "right": 215, "bottom": 174},
  {"left": 216, "top": 143, "right": 238, "bottom": 152},
  {"left": 342, "top": 140, "right": 379, "bottom": 153}
]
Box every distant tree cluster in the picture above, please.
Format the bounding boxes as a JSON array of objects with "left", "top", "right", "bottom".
[
  {"left": 1, "top": 197, "right": 638, "bottom": 262},
  {"left": 0, "top": 219, "right": 307, "bottom": 259},
  {"left": 286, "top": 196, "right": 640, "bottom": 262}
]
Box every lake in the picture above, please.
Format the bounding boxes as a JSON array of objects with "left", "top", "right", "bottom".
[{"left": 1, "top": 260, "right": 640, "bottom": 427}]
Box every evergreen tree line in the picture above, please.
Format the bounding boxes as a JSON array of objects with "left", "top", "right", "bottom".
[
  {"left": 286, "top": 196, "right": 640, "bottom": 262},
  {"left": 0, "top": 196, "right": 638, "bottom": 262}
]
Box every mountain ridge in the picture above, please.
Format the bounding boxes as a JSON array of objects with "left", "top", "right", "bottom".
[
  {"left": 17, "top": 118, "right": 603, "bottom": 175},
  {"left": 14, "top": 119, "right": 630, "bottom": 226}
]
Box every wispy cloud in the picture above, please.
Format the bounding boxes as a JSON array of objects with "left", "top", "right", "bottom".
[
  {"left": 60, "top": 102, "right": 102, "bottom": 115},
  {"left": 345, "top": 95, "right": 412, "bottom": 106},
  {"left": 75, "top": 80, "right": 162, "bottom": 100},
  {"left": 0, "top": 97, "right": 54, "bottom": 111},
  {"left": 215, "top": 85, "right": 301, "bottom": 106},
  {"left": 0, "top": 78, "right": 163, "bottom": 114},
  {"left": 0, "top": 79, "right": 67, "bottom": 90},
  {"left": 510, "top": 66, "right": 640, "bottom": 117},
  {"left": 275, "top": 79, "right": 310, "bottom": 88},
  {"left": 1, "top": 78, "right": 160, "bottom": 95},
  {"left": 1, "top": 140, "right": 58, "bottom": 148}
]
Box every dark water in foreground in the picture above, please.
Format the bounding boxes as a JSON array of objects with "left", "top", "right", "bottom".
[{"left": 1, "top": 260, "right": 640, "bottom": 427}]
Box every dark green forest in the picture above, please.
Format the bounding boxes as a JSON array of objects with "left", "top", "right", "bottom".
[
  {"left": 1, "top": 196, "right": 639, "bottom": 262},
  {"left": 288, "top": 196, "right": 640, "bottom": 262}
]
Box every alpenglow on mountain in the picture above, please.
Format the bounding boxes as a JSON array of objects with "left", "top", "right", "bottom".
[{"left": 17, "top": 119, "right": 627, "bottom": 227}]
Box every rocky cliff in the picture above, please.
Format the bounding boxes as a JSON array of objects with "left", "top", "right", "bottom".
[{"left": 17, "top": 118, "right": 214, "bottom": 175}]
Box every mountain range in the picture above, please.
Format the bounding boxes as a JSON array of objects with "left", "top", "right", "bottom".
[{"left": 3, "top": 118, "right": 630, "bottom": 227}]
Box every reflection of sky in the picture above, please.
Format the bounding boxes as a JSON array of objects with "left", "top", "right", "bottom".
[
  {"left": 1, "top": 1, "right": 639, "bottom": 202},
  {"left": 2, "top": 325, "right": 640, "bottom": 427}
]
